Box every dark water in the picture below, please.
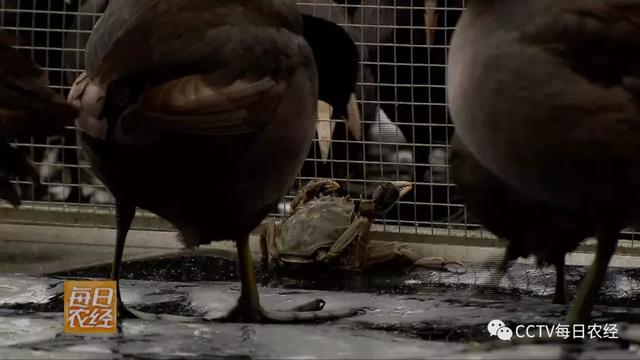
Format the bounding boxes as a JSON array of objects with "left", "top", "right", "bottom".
[{"left": 51, "top": 253, "right": 640, "bottom": 309}]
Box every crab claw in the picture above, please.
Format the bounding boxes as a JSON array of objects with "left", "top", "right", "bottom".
[
  {"left": 302, "top": 179, "right": 341, "bottom": 197},
  {"left": 316, "top": 94, "right": 362, "bottom": 162},
  {"left": 391, "top": 181, "right": 413, "bottom": 199},
  {"left": 290, "top": 179, "right": 342, "bottom": 214}
]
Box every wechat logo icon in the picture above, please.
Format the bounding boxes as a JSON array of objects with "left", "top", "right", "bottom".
[{"left": 488, "top": 319, "right": 513, "bottom": 341}]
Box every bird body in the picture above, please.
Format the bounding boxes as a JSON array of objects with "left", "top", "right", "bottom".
[
  {"left": 72, "top": 0, "right": 317, "bottom": 245},
  {"left": 448, "top": 0, "right": 640, "bottom": 324},
  {"left": 450, "top": 135, "right": 593, "bottom": 303},
  {"left": 0, "top": 33, "right": 78, "bottom": 137},
  {"left": 0, "top": 31, "right": 78, "bottom": 207},
  {"left": 449, "top": 0, "right": 640, "bottom": 222},
  {"left": 450, "top": 136, "right": 592, "bottom": 268},
  {"left": 70, "top": 0, "right": 359, "bottom": 323}
]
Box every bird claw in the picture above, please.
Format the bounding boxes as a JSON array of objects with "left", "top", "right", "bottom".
[
  {"left": 414, "top": 257, "right": 467, "bottom": 274},
  {"left": 289, "top": 298, "right": 326, "bottom": 312},
  {"left": 444, "top": 261, "right": 467, "bottom": 274},
  {"left": 115, "top": 298, "right": 360, "bottom": 325},
  {"left": 209, "top": 299, "right": 362, "bottom": 323},
  {"left": 118, "top": 305, "right": 203, "bottom": 325}
]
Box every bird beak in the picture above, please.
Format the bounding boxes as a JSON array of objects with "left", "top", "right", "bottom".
[
  {"left": 425, "top": 0, "right": 439, "bottom": 46},
  {"left": 316, "top": 93, "right": 362, "bottom": 162},
  {"left": 316, "top": 100, "right": 335, "bottom": 162},
  {"left": 345, "top": 93, "right": 362, "bottom": 142},
  {"left": 391, "top": 181, "right": 413, "bottom": 199}
]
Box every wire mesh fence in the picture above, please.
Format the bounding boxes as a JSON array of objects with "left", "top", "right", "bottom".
[
  {"left": 0, "top": 0, "right": 598, "bottom": 247},
  {"left": 2, "top": 1, "right": 640, "bottom": 314}
]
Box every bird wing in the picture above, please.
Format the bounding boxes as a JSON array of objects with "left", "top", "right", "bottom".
[
  {"left": 0, "top": 33, "right": 74, "bottom": 208},
  {"left": 0, "top": 33, "right": 45, "bottom": 85},
  {"left": 0, "top": 39, "right": 55, "bottom": 121},
  {"left": 70, "top": 0, "right": 312, "bottom": 141},
  {"left": 0, "top": 36, "right": 78, "bottom": 137},
  {"left": 71, "top": 70, "right": 287, "bottom": 139},
  {"left": 124, "top": 72, "right": 286, "bottom": 136},
  {"left": 521, "top": 0, "right": 640, "bottom": 89},
  {"left": 84, "top": 0, "right": 303, "bottom": 85}
]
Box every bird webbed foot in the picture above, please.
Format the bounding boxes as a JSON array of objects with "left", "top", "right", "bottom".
[{"left": 211, "top": 297, "right": 361, "bottom": 323}]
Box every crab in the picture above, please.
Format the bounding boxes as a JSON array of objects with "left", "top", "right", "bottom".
[{"left": 260, "top": 179, "right": 466, "bottom": 273}]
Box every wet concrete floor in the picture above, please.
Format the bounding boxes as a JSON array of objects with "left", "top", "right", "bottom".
[{"left": 1, "top": 252, "right": 640, "bottom": 358}]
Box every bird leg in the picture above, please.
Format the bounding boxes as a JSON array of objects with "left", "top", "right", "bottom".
[
  {"left": 483, "top": 248, "right": 513, "bottom": 289},
  {"left": 566, "top": 224, "right": 619, "bottom": 325},
  {"left": 552, "top": 258, "right": 569, "bottom": 305},
  {"left": 110, "top": 200, "right": 213, "bottom": 326},
  {"left": 110, "top": 199, "right": 137, "bottom": 329},
  {"left": 0, "top": 174, "right": 21, "bottom": 208},
  {"left": 215, "top": 234, "right": 361, "bottom": 323},
  {"left": 0, "top": 141, "right": 42, "bottom": 207}
]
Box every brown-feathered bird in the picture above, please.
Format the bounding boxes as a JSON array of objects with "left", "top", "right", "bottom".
[
  {"left": 450, "top": 135, "right": 594, "bottom": 304},
  {"left": 448, "top": 0, "right": 640, "bottom": 324},
  {"left": 69, "top": 0, "right": 360, "bottom": 323},
  {"left": 0, "top": 31, "right": 78, "bottom": 207}
]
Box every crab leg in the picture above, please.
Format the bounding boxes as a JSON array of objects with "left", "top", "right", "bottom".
[
  {"left": 317, "top": 217, "right": 369, "bottom": 263},
  {"left": 362, "top": 241, "right": 404, "bottom": 268},
  {"left": 259, "top": 220, "right": 279, "bottom": 269},
  {"left": 365, "top": 241, "right": 466, "bottom": 274}
]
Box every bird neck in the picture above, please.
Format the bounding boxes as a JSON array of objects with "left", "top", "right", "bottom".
[{"left": 302, "top": 14, "right": 358, "bottom": 115}]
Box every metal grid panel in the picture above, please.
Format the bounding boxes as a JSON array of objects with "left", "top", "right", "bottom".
[{"left": 0, "top": 0, "right": 492, "bottom": 239}]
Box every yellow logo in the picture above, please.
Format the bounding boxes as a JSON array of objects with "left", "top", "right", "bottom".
[{"left": 64, "top": 280, "right": 117, "bottom": 334}]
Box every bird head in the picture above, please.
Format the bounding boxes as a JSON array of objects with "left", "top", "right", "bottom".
[{"left": 302, "top": 14, "right": 361, "bottom": 161}]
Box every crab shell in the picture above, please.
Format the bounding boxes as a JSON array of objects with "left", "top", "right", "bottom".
[{"left": 277, "top": 195, "right": 355, "bottom": 263}]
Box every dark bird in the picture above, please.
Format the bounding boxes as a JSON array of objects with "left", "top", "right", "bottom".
[
  {"left": 69, "top": 0, "right": 360, "bottom": 323},
  {"left": 63, "top": 0, "right": 110, "bottom": 88},
  {"left": 296, "top": 1, "right": 362, "bottom": 165},
  {"left": 346, "top": 0, "right": 460, "bottom": 223},
  {"left": 448, "top": 0, "right": 640, "bottom": 324},
  {"left": 449, "top": 135, "right": 594, "bottom": 304},
  {"left": 296, "top": 0, "right": 364, "bottom": 186},
  {"left": 1, "top": 0, "right": 89, "bottom": 203},
  {"left": 0, "top": 31, "right": 78, "bottom": 207}
]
